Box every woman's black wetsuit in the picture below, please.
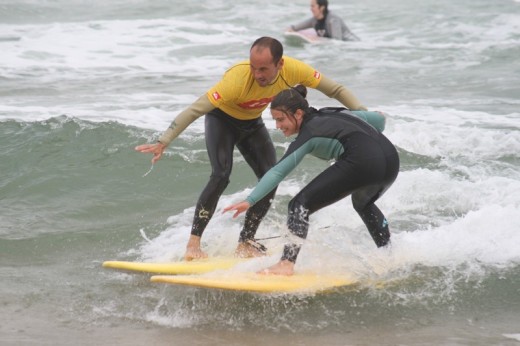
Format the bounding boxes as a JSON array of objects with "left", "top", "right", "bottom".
[
  {"left": 244, "top": 107, "right": 400, "bottom": 262},
  {"left": 191, "top": 108, "right": 277, "bottom": 242}
]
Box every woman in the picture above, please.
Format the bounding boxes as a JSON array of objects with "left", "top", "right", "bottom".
[
  {"left": 288, "top": 0, "right": 360, "bottom": 41},
  {"left": 223, "top": 86, "right": 399, "bottom": 275}
]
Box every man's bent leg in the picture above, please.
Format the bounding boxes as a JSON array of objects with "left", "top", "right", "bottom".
[
  {"left": 236, "top": 122, "right": 277, "bottom": 250},
  {"left": 186, "top": 112, "right": 237, "bottom": 259}
]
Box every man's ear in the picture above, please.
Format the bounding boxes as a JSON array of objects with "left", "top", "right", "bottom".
[{"left": 277, "top": 58, "right": 284, "bottom": 70}]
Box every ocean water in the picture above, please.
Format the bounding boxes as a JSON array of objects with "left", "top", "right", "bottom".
[{"left": 1, "top": 0, "right": 520, "bottom": 345}]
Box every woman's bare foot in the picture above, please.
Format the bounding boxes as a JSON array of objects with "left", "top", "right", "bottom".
[{"left": 257, "top": 260, "right": 294, "bottom": 276}]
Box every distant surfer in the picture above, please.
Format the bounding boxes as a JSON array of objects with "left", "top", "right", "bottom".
[
  {"left": 224, "top": 85, "right": 398, "bottom": 275},
  {"left": 135, "top": 37, "right": 372, "bottom": 261},
  {"left": 287, "top": 0, "right": 360, "bottom": 41}
]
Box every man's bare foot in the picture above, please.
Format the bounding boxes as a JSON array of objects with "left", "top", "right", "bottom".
[
  {"left": 257, "top": 260, "right": 294, "bottom": 276},
  {"left": 184, "top": 235, "right": 208, "bottom": 261},
  {"left": 234, "top": 240, "right": 267, "bottom": 258}
]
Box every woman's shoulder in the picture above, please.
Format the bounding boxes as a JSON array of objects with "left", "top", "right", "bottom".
[{"left": 326, "top": 11, "right": 346, "bottom": 23}]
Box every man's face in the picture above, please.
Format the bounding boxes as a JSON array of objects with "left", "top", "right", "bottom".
[{"left": 249, "top": 47, "right": 283, "bottom": 87}]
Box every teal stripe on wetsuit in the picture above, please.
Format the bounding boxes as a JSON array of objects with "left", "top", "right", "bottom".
[
  {"left": 352, "top": 111, "right": 386, "bottom": 132},
  {"left": 245, "top": 109, "right": 385, "bottom": 206},
  {"left": 246, "top": 137, "right": 343, "bottom": 205}
]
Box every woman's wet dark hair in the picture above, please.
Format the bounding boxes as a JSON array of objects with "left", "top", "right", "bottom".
[
  {"left": 317, "top": 0, "right": 329, "bottom": 17},
  {"left": 271, "top": 85, "right": 309, "bottom": 116}
]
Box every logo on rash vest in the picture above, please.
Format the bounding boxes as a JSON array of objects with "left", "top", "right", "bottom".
[
  {"left": 313, "top": 70, "right": 321, "bottom": 79},
  {"left": 212, "top": 92, "right": 222, "bottom": 101},
  {"left": 238, "top": 97, "right": 274, "bottom": 110}
]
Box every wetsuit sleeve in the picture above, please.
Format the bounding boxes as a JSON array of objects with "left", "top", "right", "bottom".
[
  {"left": 158, "top": 95, "right": 214, "bottom": 146},
  {"left": 327, "top": 17, "right": 344, "bottom": 40},
  {"left": 351, "top": 110, "right": 386, "bottom": 132},
  {"left": 316, "top": 75, "right": 367, "bottom": 111},
  {"left": 246, "top": 143, "right": 311, "bottom": 206},
  {"left": 290, "top": 17, "right": 315, "bottom": 31}
]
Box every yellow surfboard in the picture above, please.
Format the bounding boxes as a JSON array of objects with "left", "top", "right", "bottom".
[
  {"left": 102, "top": 258, "right": 245, "bottom": 275},
  {"left": 150, "top": 272, "right": 355, "bottom": 294}
]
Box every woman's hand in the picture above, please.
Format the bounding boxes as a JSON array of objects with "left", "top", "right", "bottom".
[{"left": 222, "top": 201, "right": 251, "bottom": 218}]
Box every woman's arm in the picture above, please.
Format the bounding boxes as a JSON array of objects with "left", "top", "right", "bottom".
[{"left": 289, "top": 17, "right": 315, "bottom": 31}]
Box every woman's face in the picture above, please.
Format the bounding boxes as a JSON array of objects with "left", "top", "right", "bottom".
[
  {"left": 271, "top": 108, "right": 304, "bottom": 137},
  {"left": 310, "top": 0, "right": 325, "bottom": 20}
]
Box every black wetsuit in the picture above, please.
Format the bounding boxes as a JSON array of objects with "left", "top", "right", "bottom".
[
  {"left": 245, "top": 107, "right": 400, "bottom": 262},
  {"left": 191, "top": 108, "right": 277, "bottom": 242}
]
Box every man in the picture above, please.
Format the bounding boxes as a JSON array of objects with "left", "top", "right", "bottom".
[{"left": 135, "top": 36, "right": 370, "bottom": 261}]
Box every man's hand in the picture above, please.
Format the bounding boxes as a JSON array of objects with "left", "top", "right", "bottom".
[{"left": 135, "top": 142, "right": 166, "bottom": 163}]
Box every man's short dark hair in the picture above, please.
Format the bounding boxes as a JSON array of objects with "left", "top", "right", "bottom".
[{"left": 251, "top": 37, "right": 284, "bottom": 64}]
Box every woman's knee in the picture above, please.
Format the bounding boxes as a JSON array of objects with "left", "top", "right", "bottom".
[
  {"left": 352, "top": 187, "right": 381, "bottom": 213},
  {"left": 352, "top": 196, "right": 368, "bottom": 213},
  {"left": 287, "top": 196, "right": 310, "bottom": 238},
  {"left": 288, "top": 193, "right": 311, "bottom": 213}
]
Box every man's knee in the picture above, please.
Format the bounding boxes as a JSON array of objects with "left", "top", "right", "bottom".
[{"left": 208, "top": 172, "right": 230, "bottom": 191}]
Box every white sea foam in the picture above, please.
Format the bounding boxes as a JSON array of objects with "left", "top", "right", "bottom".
[
  {"left": 503, "top": 334, "right": 520, "bottom": 342},
  {"left": 139, "top": 165, "right": 520, "bottom": 277}
]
